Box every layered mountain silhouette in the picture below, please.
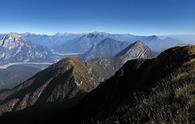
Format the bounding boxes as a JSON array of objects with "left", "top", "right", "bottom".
[
  {"left": 20, "top": 32, "right": 182, "bottom": 53},
  {"left": 0, "top": 41, "right": 154, "bottom": 114},
  {"left": 22, "top": 33, "right": 82, "bottom": 50},
  {"left": 0, "top": 45, "right": 194, "bottom": 124},
  {"left": 81, "top": 38, "right": 130, "bottom": 60},
  {"left": 83, "top": 40, "right": 155, "bottom": 69},
  {"left": 56, "top": 32, "right": 110, "bottom": 53}
]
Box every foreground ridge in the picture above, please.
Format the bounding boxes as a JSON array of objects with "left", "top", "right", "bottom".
[{"left": 1, "top": 45, "right": 195, "bottom": 124}]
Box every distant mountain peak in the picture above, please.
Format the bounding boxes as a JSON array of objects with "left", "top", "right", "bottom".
[
  {"left": 117, "top": 41, "right": 146, "bottom": 56},
  {"left": 3, "top": 32, "right": 23, "bottom": 42},
  {"left": 145, "top": 35, "right": 159, "bottom": 40},
  {"left": 117, "top": 41, "right": 154, "bottom": 64},
  {"left": 0, "top": 33, "right": 53, "bottom": 65},
  {"left": 131, "top": 40, "right": 145, "bottom": 46},
  {"left": 0, "top": 33, "right": 26, "bottom": 48}
]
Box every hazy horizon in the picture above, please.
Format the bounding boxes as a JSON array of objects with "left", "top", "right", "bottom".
[
  {"left": 0, "top": 0, "right": 194, "bottom": 35},
  {"left": 1, "top": 31, "right": 195, "bottom": 37}
]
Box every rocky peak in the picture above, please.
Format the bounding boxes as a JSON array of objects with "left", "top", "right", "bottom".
[
  {"left": 117, "top": 41, "right": 154, "bottom": 65},
  {"left": 131, "top": 40, "right": 145, "bottom": 46},
  {"left": 0, "top": 32, "right": 53, "bottom": 65},
  {"left": 2, "top": 32, "right": 23, "bottom": 41},
  {"left": 0, "top": 33, "right": 26, "bottom": 49}
]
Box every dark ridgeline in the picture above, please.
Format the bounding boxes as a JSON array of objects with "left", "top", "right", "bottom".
[
  {"left": 12, "top": 40, "right": 195, "bottom": 124},
  {"left": 0, "top": 45, "right": 194, "bottom": 123},
  {"left": 0, "top": 41, "right": 154, "bottom": 114}
]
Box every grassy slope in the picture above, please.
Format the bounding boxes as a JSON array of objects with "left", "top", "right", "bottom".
[{"left": 98, "top": 46, "right": 195, "bottom": 124}]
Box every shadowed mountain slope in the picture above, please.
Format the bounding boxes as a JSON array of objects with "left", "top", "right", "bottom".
[
  {"left": 0, "top": 57, "right": 113, "bottom": 113},
  {"left": 73, "top": 45, "right": 195, "bottom": 123},
  {"left": 1, "top": 45, "right": 195, "bottom": 124}
]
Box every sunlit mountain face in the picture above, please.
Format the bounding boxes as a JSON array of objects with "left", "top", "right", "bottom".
[{"left": 0, "top": 0, "right": 195, "bottom": 123}]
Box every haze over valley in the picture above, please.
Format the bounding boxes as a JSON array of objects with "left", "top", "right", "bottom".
[{"left": 0, "top": 0, "right": 195, "bottom": 123}]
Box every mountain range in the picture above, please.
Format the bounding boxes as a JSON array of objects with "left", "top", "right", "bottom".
[
  {"left": 0, "top": 32, "right": 185, "bottom": 66},
  {"left": 0, "top": 32, "right": 155, "bottom": 91},
  {"left": 81, "top": 38, "right": 130, "bottom": 60},
  {"left": 22, "top": 33, "right": 82, "bottom": 51},
  {"left": 0, "top": 41, "right": 154, "bottom": 114},
  {"left": 54, "top": 32, "right": 111, "bottom": 53},
  {"left": 0, "top": 45, "right": 195, "bottom": 124},
  {"left": 0, "top": 33, "right": 56, "bottom": 65},
  {"left": 2, "top": 32, "right": 180, "bottom": 63},
  {"left": 0, "top": 31, "right": 194, "bottom": 124},
  {"left": 12, "top": 32, "right": 184, "bottom": 53}
]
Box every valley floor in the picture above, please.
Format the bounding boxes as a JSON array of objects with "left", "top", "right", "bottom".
[{"left": 0, "top": 62, "right": 53, "bottom": 69}]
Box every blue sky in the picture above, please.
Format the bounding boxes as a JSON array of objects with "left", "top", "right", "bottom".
[{"left": 0, "top": 0, "right": 195, "bottom": 35}]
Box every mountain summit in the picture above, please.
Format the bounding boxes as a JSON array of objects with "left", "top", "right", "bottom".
[
  {"left": 117, "top": 41, "right": 155, "bottom": 65},
  {"left": 0, "top": 33, "right": 24, "bottom": 49},
  {"left": 2, "top": 32, "right": 22, "bottom": 41},
  {"left": 0, "top": 33, "right": 53, "bottom": 65}
]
